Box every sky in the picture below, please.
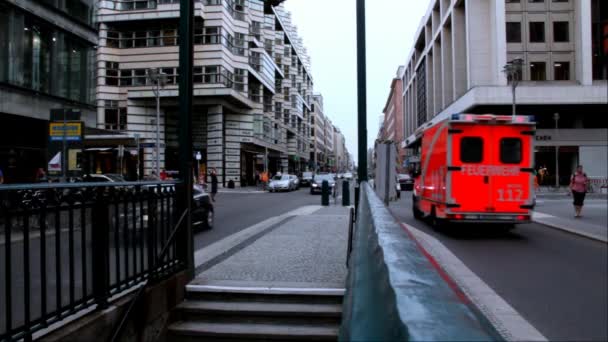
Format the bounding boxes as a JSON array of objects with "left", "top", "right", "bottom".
[{"left": 284, "top": 0, "right": 428, "bottom": 164}]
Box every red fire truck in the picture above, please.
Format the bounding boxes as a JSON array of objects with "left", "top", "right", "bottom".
[{"left": 411, "top": 114, "right": 536, "bottom": 228}]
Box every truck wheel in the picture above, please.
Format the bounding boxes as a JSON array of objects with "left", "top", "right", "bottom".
[
  {"left": 430, "top": 207, "right": 445, "bottom": 230},
  {"left": 412, "top": 196, "right": 423, "bottom": 220}
]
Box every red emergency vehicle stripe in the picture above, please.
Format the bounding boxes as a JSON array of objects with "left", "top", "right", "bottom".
[{"left": 399, "top": 222, "right": 470, "bottom": 304}]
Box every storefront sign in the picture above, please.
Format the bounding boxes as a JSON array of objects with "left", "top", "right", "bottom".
[
  {"left": 536, "top": 135, "right": 552, "bottom": 141},
  {"left": 49, "top": 122, "right": 83, "bottom": 141}
]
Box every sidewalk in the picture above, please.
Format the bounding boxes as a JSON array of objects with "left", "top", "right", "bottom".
[
  {"left": 533, "top": 198, "right": 608, "bottom": 243},
  {"left": 217, "top": 186, "right": 266, "bottom": 194},
  {"left": 195, "top": 204, "right": 351, "bottom": 286},
  {"left": 536, "top": 186, "right": 608, "bottom": 199}
]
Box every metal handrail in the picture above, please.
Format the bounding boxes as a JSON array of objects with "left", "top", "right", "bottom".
[
  {"left": 109, "top": 208, "right": 190, "bottom": 342},
  {"left": 0, "top": 180, "right": 180, "bottom": 191}
]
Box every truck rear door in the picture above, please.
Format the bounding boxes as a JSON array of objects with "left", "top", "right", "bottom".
[
  {"left": 449, "top": 123, "right": 492, "bottom": 213},
  {"left": 489, "top": 124, "right": 533, "bottom": 214}
]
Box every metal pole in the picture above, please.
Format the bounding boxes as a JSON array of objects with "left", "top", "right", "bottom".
[
  {"left": 156, "top": 80, "right": 161, "bottom": 176},
  {"left": 512, "top": 81, "right": 516, "bottom": 118},
  {"left": 555, "top": 114, "right": 559, "bottom": 188},
  {"left": 356, "top": 0, "right": 368, "bottom": 183},
  {"left": 62, "top": 110, "right": 67, "bottom": 182},
  {"left": 178, "top": 0, "right": 194, "bottom": 279}
]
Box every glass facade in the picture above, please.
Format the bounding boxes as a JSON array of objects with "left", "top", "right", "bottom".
[
  {"left": 39, "top": 0, "right": 96, "bottom": 26},
  {"left": 0, "top": 3, "right": 95, "bottom": 104}
]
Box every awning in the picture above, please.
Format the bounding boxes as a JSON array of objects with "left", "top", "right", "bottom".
[{"left": 48, "top": 152, "right": 61, "bottom": 172}]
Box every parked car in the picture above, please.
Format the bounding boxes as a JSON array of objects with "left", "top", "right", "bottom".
[
  {"left": 301, "top": 172, "right": 314, "bottom": 187},
  {"left": 289, "top": 174, "right": 300, "bottom": 190},
  {"left": 397, "top": 173, "right": 414, "bottom": 191},
  {"left": 268, "top": 175, "right": 293, "bottom": 192},
  {"left": 83, "top": 173, "right": 126, "bottom": 183},
  {"left": 343, "top": 172, "right": 354, "bottom": 180},
  {"left": 310, "top": 173, "right": 336, "bottom": 194}
]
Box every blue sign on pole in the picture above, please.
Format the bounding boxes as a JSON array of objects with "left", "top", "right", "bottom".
[{"left": 50, "top": 136, "right": 81, "bottom": 141}]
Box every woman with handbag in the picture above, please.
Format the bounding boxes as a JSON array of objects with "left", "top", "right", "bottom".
[{"left": 570, "top": 165, "right": 589, "bottom": 218}]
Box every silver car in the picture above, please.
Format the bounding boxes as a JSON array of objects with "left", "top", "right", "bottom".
[
  {"left": 289, "top": 174, "right": 300, "bottom": 190},
  {"left": 268, "top": 175, "right": 292, "bottom": 192}
]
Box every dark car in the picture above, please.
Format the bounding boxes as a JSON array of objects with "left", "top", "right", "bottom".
[
  {"left": 143, "top": 184, "right": 214, "bottom": 231},
  {"left": 301, "top": 172, "right": 314, "bottom": 187},
  {"left": 397, "top": 173, "right": 414, "bottom": 191},
  {"left": 192, "top": 184, "right": 214, "bottom": 230},
  {"left": 310, "top": 173, "right": 336, "bottom": 194}
]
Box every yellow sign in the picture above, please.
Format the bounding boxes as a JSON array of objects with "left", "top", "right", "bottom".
[{"left": 49, "top": 122, "right": 82, "bottom": 141}]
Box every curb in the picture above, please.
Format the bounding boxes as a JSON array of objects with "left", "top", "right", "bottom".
[{"left": 532, "top": 218, "right": 608, "bottom": 243}]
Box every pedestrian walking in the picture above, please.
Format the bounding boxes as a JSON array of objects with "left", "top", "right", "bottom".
[
  {"left": 255, "top": 170, "right": 260, "bottom": 187},
  {"left": 569, "top": 165, "right": 589, "bottom": 218},
  {"left": 210, "top": 168, "right": 218, "bottom": 202}
]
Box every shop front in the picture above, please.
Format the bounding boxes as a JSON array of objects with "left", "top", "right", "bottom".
[{"left": 534, "top": 129, "right": 608, "bottom": 186}]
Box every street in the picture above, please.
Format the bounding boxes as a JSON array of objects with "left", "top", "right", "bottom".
[{"left": 390, "top": 193, "right": 608, "bottom": 341}]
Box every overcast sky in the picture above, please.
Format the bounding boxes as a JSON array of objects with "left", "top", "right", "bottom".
[{"left": 284, "top": 0, "right": 428, "bottom": 164}]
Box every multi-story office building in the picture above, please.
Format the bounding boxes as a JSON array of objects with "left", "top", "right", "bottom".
[
  {"left": 332, "top": 127, "right": 347, "bottom": 172},
  {"left": 0, "top": 0, "right": 97, "bottom": 183},
  {"left": 96, "top": 0, "right": 314, "bottom": 186},
  {"left": 400, "top": 0, "right": 607, "bottom": 184},
  {"left": 310, "top": 94, "right": 326, "bottom": 170},
  {"left": 381, "top": 66, "right": 406, "bottom": 172}
]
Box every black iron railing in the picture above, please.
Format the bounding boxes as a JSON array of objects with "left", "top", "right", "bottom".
[{"left": 0, "top": 181, "right": 185, "bottom": 342}]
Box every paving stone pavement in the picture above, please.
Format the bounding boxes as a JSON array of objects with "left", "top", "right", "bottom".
[{"left": 197, "top": 205, "right": 351, "bottom": 285}]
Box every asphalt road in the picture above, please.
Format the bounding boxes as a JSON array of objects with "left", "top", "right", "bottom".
[
  {"left": 194, "top": 187, "right": 327, "bottom": 250},
  {"left": 390, "top": 192, "right": 608, "bottom": 341}
]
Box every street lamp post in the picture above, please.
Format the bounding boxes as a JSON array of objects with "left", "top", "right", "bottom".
[
  {"left": 554, "top": 113, "right": 560, "bottom": 188},
  {"left": 147, "top": 68, "right": 167, "bottom": 177},
  {"left": 503, "top": 58, "right": 523, "bottom": 118}
]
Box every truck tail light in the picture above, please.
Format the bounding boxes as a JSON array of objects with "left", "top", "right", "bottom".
[{"left": 517, "top": 215, "right": 528, "bottom": 221}]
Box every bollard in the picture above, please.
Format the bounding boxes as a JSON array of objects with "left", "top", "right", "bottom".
[
  {"left": 321, "top": 180, "right": 330, "bottom": 206},
  {"left": 342, "top": 180, "right": 350, "bottom": 206}
]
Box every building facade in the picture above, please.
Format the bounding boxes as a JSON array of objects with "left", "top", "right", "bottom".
[
  {"left": 0, "top": 0, "right": 98, "bottom": 183},
  {"left": 400, "top": 0, "right": 608, "bottom": 185},
  {"left": 96, "top": 0, "right": 314, "bottom": 186},
  {"left": 381, "top": 66, "right": 406, "bottom": 172}
]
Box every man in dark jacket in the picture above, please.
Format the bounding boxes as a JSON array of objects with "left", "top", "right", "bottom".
[{"left": 210, "top": 168, "right": 218, "bottom": 202}]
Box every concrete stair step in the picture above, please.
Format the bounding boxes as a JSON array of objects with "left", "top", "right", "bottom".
[
  {"left": 185, "top": 284, "right": 344, "bottom": 305},
  {"left": 178, "top": 300, "right": 342, "bottom": 318},
  {"left": 167, "top": 321, "right": 339, "bottom": 341}
]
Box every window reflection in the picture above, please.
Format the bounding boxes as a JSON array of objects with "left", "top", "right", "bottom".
[{"left": 0, "top": 3, "right": 95, "bottom": 104}]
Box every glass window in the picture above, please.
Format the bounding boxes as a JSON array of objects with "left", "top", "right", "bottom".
[
  {"left": 530, "top": 62, "right": 546, "bottom": 80},
  {"left": 134, "top": 31, "right": 147, "bottom": 47},
  {"left": 506, "top": 0, "right": 520, "bottom": 2},
  {"left": 553, "top": 21, "right": 569, "bottom": 42},
  {"left": 500, "top": 138, "right": 522, "bottom": 164},
  {"left": 554, "top": 62, "right": 570, "bottom": 80},
  {"left": 105, "top": 62, "right": 119, "bottom": 86},
  {"left": 529, "top": 0, "right": 544, "bottom": 2},
  {"left": 193, "top": 66, "right": 203, "bottom": 83},
  {"left": 120, "top": 70, "right": 132, "bottom": 86},
  {"left": 529, "top": 22, "right": 545, "bottom": 43},
  {"left": 460, "top": 137, "right": 483, "bottom": 163},
  {"left": 148, "top": 30, "right": 160, "bottom": 46},
  {"left": 506, "top": 22, "right": 522, "bottom": 43},
  {"left": 163, "top": 29, "right": 176, "bottom": 46},
  {"left": 134, "top": 69, "right": 146, "bottom": 86}
]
